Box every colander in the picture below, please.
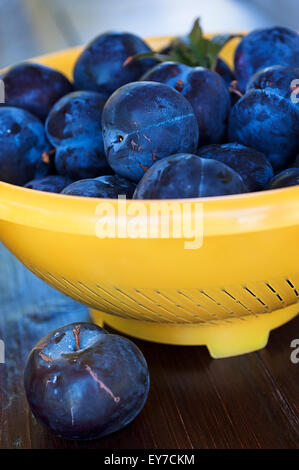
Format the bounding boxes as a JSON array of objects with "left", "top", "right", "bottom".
[{"left": 0, "top": 37, "right": 298, "bottom": 358}]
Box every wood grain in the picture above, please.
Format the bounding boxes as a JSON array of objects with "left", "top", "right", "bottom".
[{"left": 0, "top": 244, "right": 298, "bottom": 449}]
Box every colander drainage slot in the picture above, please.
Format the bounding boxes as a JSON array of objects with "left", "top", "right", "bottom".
[
  {"left": 154, "top": 290, "right": 195, "bottom": 321},
  {"left": 114, "top": 287, "right": 165, "bottom": 322},
  {"left": 221, "top": 289, "right": 252, "bottom": 313},
  {"left": 199, "top": 290, "right": 235, "bottom": 315},
  {"left": 95, "top": 284, "right": 153, "bottom": 321},
  {"left": 286, "top": 279, "right": 299, "bottom": 297},
  {"left": 243, "top": 287, "right": 268, "bottom": 308},
  {"left": 177, "top": 290, "right": 215, "bottom": 317},
  {"left": 134, "top": 289, "right": 183, "bottom": 322},
  {"left": 265, "top": 283, "right": 284, "bottom": 303}
]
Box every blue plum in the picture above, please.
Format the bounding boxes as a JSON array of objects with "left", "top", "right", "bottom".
[
  {"left": 268, "top": 168, "right": 299, "bottom": 189},
  {"left": 133, "top": 154, "right": 248, "bottom": 199},
  {"left": 25, "top": 175, "right": 73, "bottom": 193},
  {"left": 247, "top": 65, "right": 299, "bottom": 99},
  {"left": 74, "top": 32, "right": 156, "bottom": 96},
  {"left": 228, "top": 66, "right": 299, "bottom": 171},
  {"left": 215, "top": 58, "right": 235, "bottom": 87},
  {"left": 198, "top": 143, "right": 273, "bottom": 191},
  {"left": 45, "top": 91, "right": 112, "bottom": 179},
  {"left": 141, "top": 62, "right": 230, "bottom": 146},
  {"left": 0, "top": 106, "right": 50, "bottom": 186},
  {"left": 234, "top": 26, "right": 299, "bottom": 93},
  {"left": 102, "top": 81, "right": 199, "bottom": 182},
  {"left": 295, "top": 155, "right": 299, "bottom": 168},
  {"left": 2, "top": 63, "right": 73, "bottom": 121},
  {"left": 62, "top": 175, "right": 136, "bottom": 198},
  {"left": 24, "top": 322, "right": 150, "bottom": 440}
]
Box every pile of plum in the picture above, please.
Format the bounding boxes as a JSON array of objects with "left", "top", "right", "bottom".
[{"left": 0, "top": 20, "right": 298, "bottom": 199}]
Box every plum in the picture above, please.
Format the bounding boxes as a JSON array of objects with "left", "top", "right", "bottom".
[
  {"left": 133, "top": 153, "right": 248, "bottom": 199},
  {"left": 247, "top": 64, "right": 299, "bottom": 99},
  {"left": 74, "top": 32, "right": 156, "bottom": 96},
  {"left": 141, "top": 62, "right": 231, "bottom": 146},
  {"left": 268, "top": 168, "right": 299, "bottom": 189},
  {"left": 2, "top": 63, "right": 73, "bottom": 121},
  {"left": 234, "top": 26, "right": 299, "bottom": 93},
  {"left": 24, "top": 322, "right": 150, "bottom": 440},
  {"left": 102, "top": 81, "right": 199, "bottom": 182},
  {"left": 45, "top": 91, "right": 112, "bottom": 179},
  {"left": 25, "top": 175, "right": 73, "bottom": 193},
  {"left": 0, "top": 106, "right": 50, "bottom": 185},
  {"left": 229, "top": 66, "right": 299, "bottom": 171},
  {"left": 62, "top": 175, "right": 136, "bottom": 198},
  {"left": 215, "top": 58, "right": 235, "bottom": 87},
  {"left": 198, "top": 143, "right": 273, "bottom": 191}
]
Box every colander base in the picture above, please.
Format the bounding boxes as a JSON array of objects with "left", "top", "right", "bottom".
[{"left": 90, "top": 303, "right": 298, "bottom": 358}]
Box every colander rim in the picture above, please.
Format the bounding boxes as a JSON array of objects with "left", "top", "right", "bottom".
[{"left": 1, "top": 180, "right": 298, "bottom": 237}]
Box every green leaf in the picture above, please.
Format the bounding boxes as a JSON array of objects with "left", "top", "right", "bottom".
[
  {"left": 171, "top": 38, "right": 199, "bottom": 66},
  {"left": 127, "top": 18, "right": 243, "bottom": 70},
  {"left": 189, "top": 17, "right": 203, "bottom": 46}
]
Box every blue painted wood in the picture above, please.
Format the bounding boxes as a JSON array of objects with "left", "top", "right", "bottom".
[{"left": 0, "top": 243, "right": 90, "bottom": 448}]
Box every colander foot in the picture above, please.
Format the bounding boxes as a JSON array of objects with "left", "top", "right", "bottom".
[{"left": 90, "top": 303, "right": 298, "bottom": 358}]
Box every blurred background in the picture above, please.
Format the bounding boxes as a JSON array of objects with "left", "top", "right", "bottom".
[{"left": 0, "top": 0, "right": 298, "bottom": 68}]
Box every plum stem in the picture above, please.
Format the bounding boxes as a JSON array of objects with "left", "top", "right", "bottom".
[
  {"left": 123, "top": 56, "right": 133, "bottom": 67},
  {"left": 39, "top": 352, "right": 52, "bottom": 362},
  {"left": 174, "top": 79, "right": 185, "bottom": 92},
  {"left": 73, "top": 325, "right": 81, "bottom": 351},
  {"left": 41, "top": 148, "right": 55, "bottom": 164},
  {"left": 138, "top": 162, "right": 149, "bottom": 172},
  {"left": 229, "top": 80, "right": 243, "bottom": 98}
]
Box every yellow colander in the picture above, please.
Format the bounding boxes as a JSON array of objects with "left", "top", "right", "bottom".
[{"left": 0, "top": 37, "right": 298, "bottom": 358}]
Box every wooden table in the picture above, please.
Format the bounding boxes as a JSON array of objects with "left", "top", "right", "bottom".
[{"left": 0, "top": 243, "right": 298, "bottom": 449}]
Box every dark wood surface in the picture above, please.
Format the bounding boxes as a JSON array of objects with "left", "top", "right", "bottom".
[{"left": 0, "top": 243, "right": 298, "bottom": 449}]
